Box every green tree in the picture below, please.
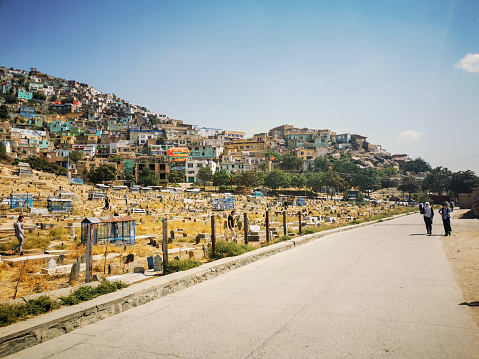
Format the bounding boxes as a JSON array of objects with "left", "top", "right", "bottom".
[
  {"left": 265, "top": 151, "right": 282, "bottom": 163},
  {"left": 404, "top": 157, "right": 431, "bottom": 173},
  {"left": 168, "top": 169, "right": 185, "bottom": 183},
  {"left": 264, "top": 170, "right": 290, "bottom": 192},
  {"left": 0, "top": 105, "right": 9, "bottom": 120},
  {"left": 422, "top": 167, "right": 452, "bottom": 195},
  {"left": 213, "top": 170, "right": 231, "bottom": 188},
  {"left": 0, "top": 142, "right": 9, "bottom": 160},
  {"left": 398, "top": 176, "right": 421, "bottom": 199},
  {"left": 87, "top": 163, "right": 117, "bottom": 184},
  {"left": 378, "top": 165, "right": 398, "bottom": 177},
  {"left": 290, "top": 174, "right": 305, "bottom": 190},
  {"left": 138, "top": 166, "right": 159, "bottom": 186},
  {"left": 69, "top": 150, "right": 83, "bottom": 163},
  {"left": 325, "top": 170, "right": 347, "bottom": 199},
  {"left": 280, "top": 153, "right": 303, "bottom": 172},
  {"left": 351, "top": 168, "right": 381, "bottom": 192},
  {"left": 448, "top": 170, "right": 479, "bottom": 199},
  {"left": 234, "top": 170, "right": 263, "bottom": 188},
  {"left": 306, "top": 172, "right": 325, "bottom": 192},
  {"left": 108, "top": 155, "right": 123, "bottom": 164},
  {"left": 312, "top": 156, "right": 331, "bottom": 173},
  {"left": 197, "top": 166, "right": 213, "bottom": 189},
  {"left": 156, "top": 137, "right": 165, "bottom": 145}
]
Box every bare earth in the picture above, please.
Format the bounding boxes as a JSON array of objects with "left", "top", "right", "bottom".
[{"left": 441, "top": 209, "right": 479, "bottom": 327}]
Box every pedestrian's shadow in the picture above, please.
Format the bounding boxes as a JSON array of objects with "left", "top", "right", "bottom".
[
  {"left": 459, "top": 302, "right": 479, "bottom": 307},
  {"left": 410, "top": 234, "right": 426, "bottom": 236},
  {"left": 409, "top": 234, "right": 442, "bottom": 237}
]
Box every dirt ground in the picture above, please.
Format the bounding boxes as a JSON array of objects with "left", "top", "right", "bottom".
[{"left": 440, "top": 209, "right": 479, "bottom": 328}]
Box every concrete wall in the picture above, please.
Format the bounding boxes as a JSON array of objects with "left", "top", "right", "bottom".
[{"left": 459, "top": 193, "right": 474, "bottom": 209}]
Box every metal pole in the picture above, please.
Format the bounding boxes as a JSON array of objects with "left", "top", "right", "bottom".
[
  {"left": 162, "top": 217, "right": 168, "bottom": 267},
  {"left": 211, "top": 215, "right": 216, "bottom": 255},
  {"left": 244, "top": 212, "right": 248, "bottom": 245},
  {"left": 265, "top": 210, "right": 270, "bottom": 243},
  {"left": 86, "top": 226, "right": 93, "bottom": 283},
  {"left": 298, "top": 211, "right": 302, "bottom": 235},
  {"left": 283, "top": 210, "right": 287, "bottom": 236}
]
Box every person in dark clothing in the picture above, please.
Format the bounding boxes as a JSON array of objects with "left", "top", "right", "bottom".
[
  {"left": 104, "top": 197, "right": 110, "bottom": 210},
  {"left": 438, "top": 203, "right": 452, "bottom": 236},
  {"left": 227, "top": 210, "right": 236, "bottom": 242},
  {"left": 450, "top": 201, "right": 454, "bottom": 212},
  {"left": 423, "top": 202, "right": 434, "bottom": 235},
  {"left": 418, "top": 203, "right": 424, "bottom": 214}
]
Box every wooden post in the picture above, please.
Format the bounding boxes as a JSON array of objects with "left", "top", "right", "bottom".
[
  {"left": 85, "top": 226, "right": 93, "bottom": 283},
  {"left": 162, "top": 217, "right": 168, "bottom": 267},
  {"left": 244, "top": 212, "right": 248, "bottom": 245},
  {"left": 265, "top": 210, "right": 270, "bottom": 243},
  {"left": 211, "top": 215, "right": 216, "bottom": 255},
  {"left": 283, "top": 210, "right": 287, "bottom": 236},
  {"left": 298, "top": 211, "right": 302, "bottom": 235}
]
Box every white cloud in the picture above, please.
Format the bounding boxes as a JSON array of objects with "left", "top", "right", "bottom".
[
  {"left": 396, "top": 130, "right": 423, "bottom": 142},
  {"left": 454, "top": 53, "right": 479, "bottom": 73}
]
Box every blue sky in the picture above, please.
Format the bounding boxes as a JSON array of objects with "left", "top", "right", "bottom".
[{"left": 1, "top": 0, "right": 478, "bottom": 173}]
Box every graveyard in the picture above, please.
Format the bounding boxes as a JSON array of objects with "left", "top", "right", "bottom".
[{"left": 0, "top": 163, "right": 414, "bottom": 302}]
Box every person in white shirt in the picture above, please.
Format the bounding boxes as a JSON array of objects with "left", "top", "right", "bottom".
[
  {"left": 438, "top": 203, "right": 452, "bottom": 236},
  {"left": 423, "top": 202, "right": 434, "bottom": 235}
]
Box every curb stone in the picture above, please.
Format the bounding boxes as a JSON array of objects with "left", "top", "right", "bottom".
[{"left": 0, "top": 213, "right": 409, "bottom": 357}]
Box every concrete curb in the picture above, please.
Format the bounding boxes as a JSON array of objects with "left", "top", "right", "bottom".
[{"left": 0, "top": 213, "right": 410, "bottom": 357}]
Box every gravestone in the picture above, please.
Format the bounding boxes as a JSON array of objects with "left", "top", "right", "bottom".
[
  {"left": 126, "top": 253, "right": 134, "bottom": 263},
  {"left": 57, "top": 254, "right": 65, "bottom": 264},
  {"left": 153, "top": 254, "right": 163, "bottom": 271},
  {"left": 69, "top": 261, "right": 80, "bottom": 283},
  {"left": 182, "top": 232, "right": 187, "bottom": 237},
  {"left": 170, "top": 230, "right": 175, "bottom": 240},
  {"left": 48, "top": 258, "right": 57, "bottom": 269},
  {"left": 147, "top": 256, "right": 154, "bottom": 270},
  {"left": 134, "top": 266, "right": 145, "bottom": 273},
  {"left": 79, "top": 254, "right": 86, "bottom": 263},
  {"left": 92, "top": 274, "right": 100, "bottom": 282}
]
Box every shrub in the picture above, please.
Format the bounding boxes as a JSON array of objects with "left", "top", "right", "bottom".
[
  {"left": 273, "top": 235, "right": 291, "bottom": 244},
  {"left": 60, "top": 280, "right": 127, "bottom": 306},
  {"left": 301, "top": 227, "right": 318, "bottom": 235},
  {"left": 163, "top": 259, "right": 202, "bottom": 275},
  {"left": 0, "top": 296, "right": 59, "bottom": 327},
  {"left": 208, "top": 240, "right": 255, "bottom": 260}
]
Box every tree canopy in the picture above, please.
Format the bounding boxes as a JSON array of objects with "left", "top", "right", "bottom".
[
  {"left": 87, "top": 163, "right": 117, "bottom": 183},
  {"left": 264, "top": 170, "right": 290, "bottom": 191}
]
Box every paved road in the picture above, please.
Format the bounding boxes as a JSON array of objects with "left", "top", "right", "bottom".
[{"left": 10, "top": 214, "right": 479, "bottom": 358}]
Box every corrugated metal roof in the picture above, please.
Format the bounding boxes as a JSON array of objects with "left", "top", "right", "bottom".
[{"left": 82, "top": 215, "right": 135, "bottom": 224}]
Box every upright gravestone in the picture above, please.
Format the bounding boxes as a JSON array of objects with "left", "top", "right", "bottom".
[
  {"left": 153, "top": 254, "right": 163, "bottom": 272},
  {"left": 57, "top": 254, "right": 65, "bottom": 264},
  {"left": 69, "top": 261, "right": 80, "bottom": 283},
  {"left": 48, "top": 258, "right": 57, "bottom": 269},
  {"left": 147, "top": 256, "right": 154, "bottom": 270},
  {"left": 126, "top": 253, "right": 134, "bottom": 264}
]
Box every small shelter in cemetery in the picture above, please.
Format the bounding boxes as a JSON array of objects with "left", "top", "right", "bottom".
[
  {"left": 10, "top": 193, "right": 33, "bottom": 209},
  {"left": 81, "top": 215, "right": 136, "bottom": 246},
  {"left": 47, "top": 197, "right": 73, "bottom": 213}
]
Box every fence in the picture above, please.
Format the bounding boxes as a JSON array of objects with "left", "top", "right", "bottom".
[
  {"left": 10, "top": 193, "right": 33, "bottom": 209},
  {"left": 81, "top": 215, "right": 136, "bottom": 246}
]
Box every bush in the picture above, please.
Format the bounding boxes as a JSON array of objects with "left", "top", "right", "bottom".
[
  {"left": 60, "top": 280, "right": 127, "bottom": 306},
  {"left": 0, "top": 296, "right": 59, "bottom": 327},
  {"left": 301, "top": 228, "right": 319, "bottom": 235},
  {"left": 163, "top": 259, "right": 202, "bottom": 275},
  {"left": 273, "top": 235, "right": 291, "bottom": 244},
  {"left": 208, "top": 240, "right": 255, "bottom": 260}
]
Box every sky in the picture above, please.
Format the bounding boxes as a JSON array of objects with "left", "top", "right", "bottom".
[{"left": 1, "top": 0, "right": 478, "bottom": 174}]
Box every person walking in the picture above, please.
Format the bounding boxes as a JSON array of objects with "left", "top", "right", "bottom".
[
  {"left": 438, "top": 202, "right": 452, "bottom": 236},
  {"left": 423, "top": 202, "right": 434, "bottom": 235},
  {"left": 227, "top": 210, "right": 237, "bottom": 242},
  {"left": 10, "top": 215, "right": 25, "bottom": 255},
  {"left": 418, "top": 202, "right": 424, "bottom": 214},
  {"left": 450, "top": 200, "right": 454, "bottom": 212}
]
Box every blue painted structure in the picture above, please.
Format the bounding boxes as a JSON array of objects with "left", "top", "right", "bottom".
[
  {"left": 81, "top": 215, "right": 136, "bottom": 246},
  {"left": 10, "top": 193, "right": 33, "bottom": 209}
]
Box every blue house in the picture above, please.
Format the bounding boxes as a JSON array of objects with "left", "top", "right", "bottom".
[{"left": 20, "top": 106, "right": 35, "bottom": 119}]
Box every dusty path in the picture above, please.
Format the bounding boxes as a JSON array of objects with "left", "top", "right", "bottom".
[{"left": 440, "top": 209, "right": 479, "bottom": 327}]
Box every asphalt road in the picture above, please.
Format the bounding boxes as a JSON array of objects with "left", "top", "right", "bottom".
[{"left": 10, "top": 214, "right": 479, "bottom": 358}]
